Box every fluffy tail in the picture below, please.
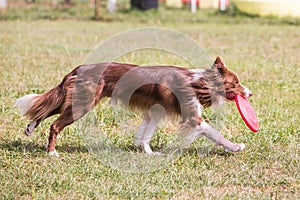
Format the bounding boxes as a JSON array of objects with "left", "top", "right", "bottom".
[
  {"left": 14, "top": 86, "right": 65, "bottom": 121},
  {"left": 14, "top": 94, "right": 40, "bottom": 116}
]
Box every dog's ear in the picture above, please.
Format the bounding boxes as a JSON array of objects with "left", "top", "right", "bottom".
[{"left": 213, "top": 56, "right": 227, "bottom": 75}]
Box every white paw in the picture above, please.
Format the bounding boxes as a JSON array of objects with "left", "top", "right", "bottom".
[
  {"left": 224, "top": 143, "right": 246, "bottom": 152},
  {"left": 134, "top": 139, "right": 142, "bottom": 147},
  {"left": 48, "top": 150, "right": 59, "bottom": 157},
  {"left": 142, "top": 144, "right": 153, "bottom": 154},
  {"left": 238, "top": 143, "right": 246, "bottom": 151}
]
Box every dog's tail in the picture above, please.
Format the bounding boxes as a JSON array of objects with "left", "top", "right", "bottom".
[
  {"left": 14, "top": 75, "right": 77, "bottom": 121},
  {"left": 14, "top": 87, "right": 64, "bottom": 121}
]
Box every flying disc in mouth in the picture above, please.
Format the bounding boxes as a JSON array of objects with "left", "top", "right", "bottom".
[{"left": 235, "top": 94, "right": 259, "bottom": 132}]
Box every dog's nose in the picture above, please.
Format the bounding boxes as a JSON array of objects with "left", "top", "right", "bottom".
[{"left": 243, "top": 86, "right": 252, "bottom": 98}]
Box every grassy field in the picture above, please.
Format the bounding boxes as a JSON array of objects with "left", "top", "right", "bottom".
[{"left": 0, "top": 7, "right": 299, "bottom": 199}]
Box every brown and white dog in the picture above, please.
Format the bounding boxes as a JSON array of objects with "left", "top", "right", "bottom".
[{"left": 15, "top": 56, "right": 252, "bottom": 157}]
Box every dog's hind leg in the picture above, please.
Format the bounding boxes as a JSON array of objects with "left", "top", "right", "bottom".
[
  {"left": 47, "top": 94, "right": 96, "bottom": 156},
  {"left": 24, "top": 108, "right": 61, "bottom": 136},
  {"left": 47, "top": 108, "right": 75, "bottom": 157},
  {"left": 25, "top": 120, "right": 39, "bottom": 136}
]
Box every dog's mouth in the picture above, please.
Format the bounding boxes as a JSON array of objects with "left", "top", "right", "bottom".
[
  {"left": 226, "top": 92, "right": 236, "bottom": 101},
  {"left": 226, "top": 92, "right": 252, "bottom": 101}
]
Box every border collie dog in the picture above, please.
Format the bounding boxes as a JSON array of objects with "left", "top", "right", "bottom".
[{"left": 15, "top": 56, "right": 252, "bottom": 156}]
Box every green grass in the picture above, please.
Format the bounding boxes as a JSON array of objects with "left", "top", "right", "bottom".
[{"left": 0, "top": 8, "right": 300, "bottom": 199}]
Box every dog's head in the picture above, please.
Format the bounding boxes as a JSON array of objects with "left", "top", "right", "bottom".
[{"left": 213, "top": 56, "right": 252, "bottom": 101}]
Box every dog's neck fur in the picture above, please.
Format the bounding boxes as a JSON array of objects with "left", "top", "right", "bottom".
[{"left": 191, "top": 67, "right": 225, "bottom": 109}]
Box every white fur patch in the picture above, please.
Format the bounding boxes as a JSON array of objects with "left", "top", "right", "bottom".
[
  {"left": 189, "top": 69, "right": 205, "bottom": 82},
  {"left": 196, "top": 101, "right": 202, "bottom": 117},
  {"left": 224, "top": 143, "right": 246, "bottom": 152},
  {"left": 239, "top": 143, "right": 246, "bottom": 151},
  {"left": 140, "top": 141, "right": 153, "bottom": 154},
  {"left": 242, "top": 86, "right": 252, "bottom": 98},
  {"left": 48, "top": 150, "right": 59, "bottom": 157},
  {"left": 14, "top": 94, "right": 39, "bottom": 116},
  {"left": 189, "top": 97, "right": 202, "bottom": 117},
  {"left": 181, "top": 104, "right": 205, "bottom": 148}
]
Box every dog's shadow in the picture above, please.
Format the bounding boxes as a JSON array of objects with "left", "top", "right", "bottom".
[
  {"left": 0, "top": 139, "right": 88, "bottom": 157},
  {"left": 183, "top": 147, "right": 235, "bottom": 157},
  {"left": 0, "top": 139, "right": 233, "bottom": 158}
]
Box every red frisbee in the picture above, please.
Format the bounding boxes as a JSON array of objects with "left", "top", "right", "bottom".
[{"left": 235, "top": 94, "right": 259, "bottom": 132}]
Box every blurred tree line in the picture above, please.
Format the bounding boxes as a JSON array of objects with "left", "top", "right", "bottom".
[{"left": 0, "top": 0, "right": 102, "bottom": 19}]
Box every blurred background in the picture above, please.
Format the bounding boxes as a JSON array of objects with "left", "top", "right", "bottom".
[{"left": 1, "top": 0, "right": 300, "bottom": 22}]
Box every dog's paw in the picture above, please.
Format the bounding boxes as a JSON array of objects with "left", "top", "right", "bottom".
[
  {"left": 238, "top": 143, "right": 246, "bottom": 151},
  {"left": 24, "top": 125, "right": 33, "bottom": 136},
  {"left": 224, "top": 143, "right": 246, "bottom": 152},
  {"left": 24, "top": 128, "right": 31, "bottom": 136},
  {"left": 48, "top": 150, "right": 59, "bottom": 157}
]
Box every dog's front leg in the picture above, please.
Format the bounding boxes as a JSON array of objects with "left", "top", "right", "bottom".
[
  {"left": 134, "top": 116, "right": 160, "bottom": 155},
  {"left": 134, "top": 117, "right": 152, "bottom": 154},
  {"left": 183, "top": 121, "right": 245, "bottom": 152},
  {"left": 199, "top": 121, "right": 245, "bottom": 152}
]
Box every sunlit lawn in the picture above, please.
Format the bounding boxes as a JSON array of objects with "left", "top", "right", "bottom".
[{"left": 0, "top": 8, "right": 299, "bottom": 199}]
